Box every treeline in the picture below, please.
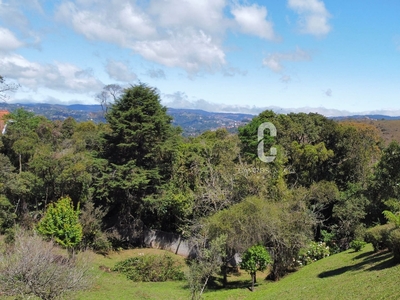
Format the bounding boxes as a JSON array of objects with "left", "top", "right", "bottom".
[{"left": 1, "top": 83, "right": 399, "bottom": 281}]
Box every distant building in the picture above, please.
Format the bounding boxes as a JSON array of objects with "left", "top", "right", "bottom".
[{"left": 0, "top": 110, "right": 10, "bottom": 134}]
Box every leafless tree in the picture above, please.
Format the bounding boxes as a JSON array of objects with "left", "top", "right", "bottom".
[
  {"left": 0, "top": 76, "right": 19, "bottom": 102},
  {"left": 95, "top": 84, "right": 123, "bottom": 115},
  {"left": 0, "top": 229, "right": 92, "bottom": 300}
]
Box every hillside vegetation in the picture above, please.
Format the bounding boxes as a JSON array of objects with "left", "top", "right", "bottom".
[
  {"left": 73, "top": 244, "right": 400, "bottom": 300},
  {"left": 2, "top": 82, "right": 400, "bottom": 299}
]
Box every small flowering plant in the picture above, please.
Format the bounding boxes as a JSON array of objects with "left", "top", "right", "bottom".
[{"left": 297, "top": 241, "right": 330, "bottom": 266}]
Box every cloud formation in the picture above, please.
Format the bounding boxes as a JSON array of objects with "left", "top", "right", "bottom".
[
  {"left": 288, "top": 0, "right": 331, "bottom": 36},
  {"left": 263, "top": 47, "right": 311, "bottom": 72},
  {"left": 231, "top": 4, "right": 276, "bottom": 40},
  {"left": 106, "top": 59, "right": 137, "bottom": 82},
  {"left": 54, "top": 0, "right": 279, "bottom": 75},
  {"left": 0, "top": 53, "right": 103, "bottom": 92},
  {"left": 0, "top": 27, "right": 24, "bottom": 51}
]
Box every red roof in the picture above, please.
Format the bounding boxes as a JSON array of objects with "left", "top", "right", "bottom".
[{"left": 0, "top": 110, "right": 10, "bottom": 134}]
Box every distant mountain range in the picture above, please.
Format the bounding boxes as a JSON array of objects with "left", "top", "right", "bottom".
[{"left": 1, "top": 102, "right": 400, "bottom": 136}]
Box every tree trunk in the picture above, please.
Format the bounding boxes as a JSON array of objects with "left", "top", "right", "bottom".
[
  {"left": 221, "top": 262, "right": 228, "bottom": 287},
  {"left": 251, "top": 273, "right": 255, "bottom": 292}
]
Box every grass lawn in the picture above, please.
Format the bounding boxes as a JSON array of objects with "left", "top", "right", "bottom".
[
  {"left": 2, "top": 238, "right": 399, "bottom": 300},
  {"left": 77, "top": 244, "right": 400, "bottom": 300}
]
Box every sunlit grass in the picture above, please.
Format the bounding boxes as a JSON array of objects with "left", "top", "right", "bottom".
[{"left": 2, "top": 238, "right": 399, "bottom": 300}]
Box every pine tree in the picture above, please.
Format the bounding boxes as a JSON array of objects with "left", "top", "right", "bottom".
[{"left": 98, "top": 83, "right": 180, "bottom": 239}]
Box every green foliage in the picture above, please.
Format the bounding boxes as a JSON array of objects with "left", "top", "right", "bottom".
[
  {"left": 113, "top": 253, "right": 184, "bottom": 282},
  {"left": 206, "top": 194, "right": 315, "bottom": 281},
  {"left": 383, "top": 210, "right": 400, "bottom": 228},
  {"left": 37, "top": 196, "right": 83, "bottom": 249},
  {"left": 0, "top": 195, "right": 16, "bottom": 234},
  {"left": 365, "top": 224, "right": 394, "bottom": 252},
  {"left": 350, "top": 240, "right": 367, "bottom": 252},
  {"left": 98, "top": 83, "right": 181, "bottom": 236},
  {"left": 186, "top": 234, "right": 227, "bottom": 300},
  {"left": 79, "top": 199, "right": 111, "bottom": 254},
  {"left": 241, "top": 245, "right": 271, "bottom": 275},
  {"left": 388, "top": 228, "right": 400, "bottom": 262},
  {"left": 298, "top": 241, "right": 330, "bottom": 266},
  {"left": 240, "top": 245, "right": 271, "bottom": 291}
]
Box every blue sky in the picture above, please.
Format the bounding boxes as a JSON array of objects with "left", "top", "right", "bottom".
[{"left": 1, "top": 0, "right": 400, "bottom": 115}]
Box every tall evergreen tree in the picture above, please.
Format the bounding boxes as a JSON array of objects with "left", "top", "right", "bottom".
[{"left": 97, "top": 83, "right": 180, "bottom": 240}]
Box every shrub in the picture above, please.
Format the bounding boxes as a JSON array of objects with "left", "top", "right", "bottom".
[
  {"left": 0, "top": 229, "right": 91, "bottom": 300},
  {"left": 320, "top": 229, "right": 340, "bottom": 254},
  {"left": 365, "top": 224, "right": 394, "bottom": 252},
  {"left": 350, "top": 240, "right": 366, "bottom": 252},
  {"left": 389, "top": 228, "right": 400, "bottom": 262},
  {"left": 0, "top": 195, "right": 16, "bottom": 234},
  {"left": 298, "top": 241, "right": 330, "bottom": 266},
  {"left": 113, "top": 253, "right": 185, "bottom": 282},
  {"left": 79, "top": 200, "right": 111, "bottom": 254},
  {"left": 37, "top": 196, "right": 83, "bottom": 251},
  {"left": 240, "top": 245, "right": 272, "bottom": 291}
]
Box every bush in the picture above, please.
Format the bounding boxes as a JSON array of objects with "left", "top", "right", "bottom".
[
  {"left": 389, "top": 228, "right": 400, "bottom": 262},
  {"left": 298, "top": 241, "right": 330, "bottom": 266},
  {"left": 37, "top": 196, "right": 83, "bottom": 251},
  {"left": 79, "top": 200, "right": 111, "bottom": 254},
  {"left": 113, "top": 253, "right": 185, "bottom": 282},
  {"left": 0, "top": 229, "right": 91, "bottom": 299},
  {"left": 365, "top": 224, "right": 394, "bottom": 252},
  {"left": 320, "top": 229, "right": 340, "bottom": 254},
  {"left": 350, "top": 240, "right": 366, "bottom": 252}
]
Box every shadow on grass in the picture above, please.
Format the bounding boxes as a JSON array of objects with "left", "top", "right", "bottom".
[
  {"left": 318, "top": 250, "right": 393, "bottom": 278},
  {"left": 207, "top": 276, "right": 253, "bottom": 290}
]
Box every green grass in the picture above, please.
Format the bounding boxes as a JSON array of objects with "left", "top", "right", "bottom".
[
  {"left": 76, "top": 248, "right": 190, "bottom": 300},
  {"left": 76, "top": 244, "right": 400, "bottom": 300},
  {"left": 2, "top": 240, "right": 399, "bottom": 299},
  {"left": 202, "top": 244, "right": 400, "bottom": 300}
]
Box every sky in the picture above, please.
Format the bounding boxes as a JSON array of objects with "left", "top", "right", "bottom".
[{"left": 1, "top": 0, "right": 400, "bottom": 116}]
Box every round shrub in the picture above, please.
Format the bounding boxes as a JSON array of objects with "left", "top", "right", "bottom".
[
  {"left": 113, "top": 253, "right": 185, "bottom": 282},
  {"left": 350, "top": 240, "right": 366, "bottom": 252},
  {"left": 298, "top": 241, "right": 330, "bottom": 266},
  {"left": 389, "top": 228, "right": 400, "bottom": 262},
  {"left": 365, "top": 224, "right": 394, "bottom": 252}
]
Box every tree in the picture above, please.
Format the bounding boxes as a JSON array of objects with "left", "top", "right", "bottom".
[
  {"left": 97, "top": 83, "right": 180, "bottom": 239},
  {"left": 0, "top": 75, "right": 19, "bottom": 102},
  {"left": 240, "top": 245, "right": 272, "bottom": 291},
  {"left": 37, "top": 196, "right": 83, "bottom": 252},
  {"left": 186, "top": 234, "right": 227, "bottom": 300},
  {"left": 96, "top": 84, "right": 123, "bottom": 115}
]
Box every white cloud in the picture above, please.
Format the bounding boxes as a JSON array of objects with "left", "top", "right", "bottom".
[
  {"left": 231, "top": 4, "right": 276, "bottom": 40},
  {"left": 0, "top": 27, "right": 24, "bottom": 51},
  {"left": 55, "top": 1, "right": 157, "bottom": 45},
  {"left": 287, "top": 0, "right": 331, "bottom": 36},
  {"left": 149, "top": 0, "right": 227, "bottom": 34},
  {"left": 263, "top": 47, "right": 311, "bottom": 72},
  {"left": 0, "top": 53, "right": 103, "bottom": 93},
  {"left": 131, "top": 29, "right": 226, "bottom": 74},
  {"left": 55, "top": 0, "right": 283, "bottom": 75},
  {"left": 106, "top": 59, "right": 137, "bottom": 82},
  {"left": 55, "top": 0, "right": 228, "bottom": 75}
]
